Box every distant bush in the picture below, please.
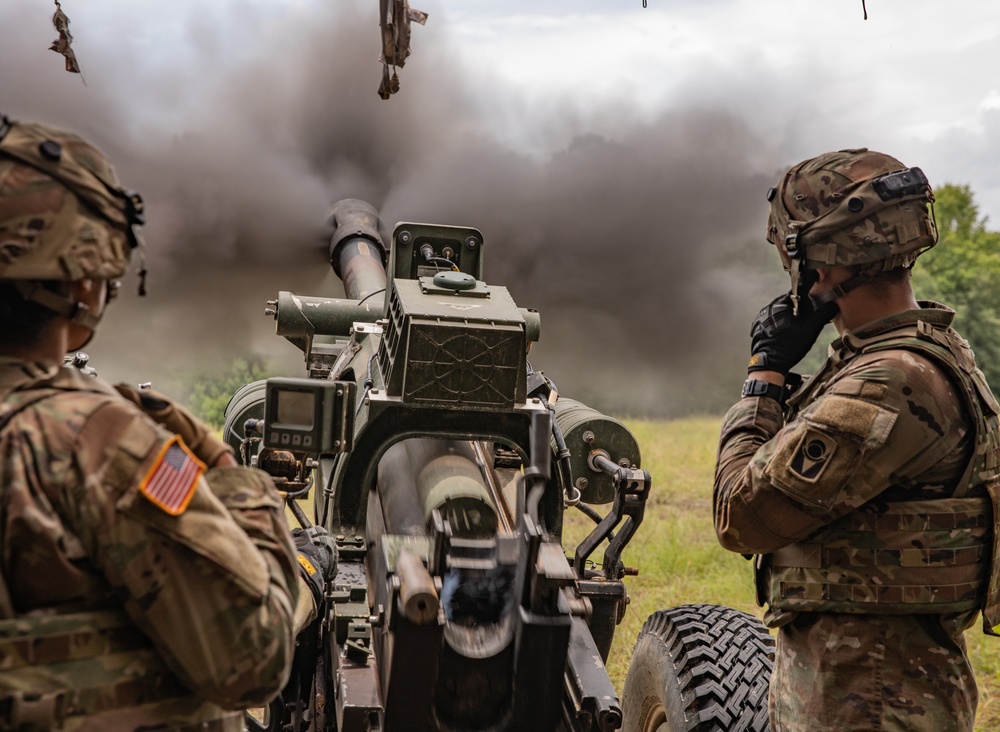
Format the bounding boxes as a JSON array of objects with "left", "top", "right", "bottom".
[{"left": 180, "top": 355, "right": 271, "bottom": 428}]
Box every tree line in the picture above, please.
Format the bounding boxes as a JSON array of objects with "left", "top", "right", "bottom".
[{"left": 913, "top": 184, "right": 1000, "bottom": 388}]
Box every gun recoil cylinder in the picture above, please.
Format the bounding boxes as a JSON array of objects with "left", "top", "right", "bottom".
[{"left": 551, "top": 398, "right": 641, "bottom": 504}]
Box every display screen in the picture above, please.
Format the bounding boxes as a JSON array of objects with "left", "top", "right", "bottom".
[{"left": 274, "top": 389, "right": 314, "bottom": 428}]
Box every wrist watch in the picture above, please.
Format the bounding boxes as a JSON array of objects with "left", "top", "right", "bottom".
[{"left": 741, "top": 378, "right": 787, "bottom": 403}]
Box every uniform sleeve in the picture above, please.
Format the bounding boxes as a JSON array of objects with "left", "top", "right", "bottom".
[
  {"left": 62, "top": 399, "right": 300, "bottom": 709},
  {"left": 714, "top": 350, "right": 971, "bottom": 555}
]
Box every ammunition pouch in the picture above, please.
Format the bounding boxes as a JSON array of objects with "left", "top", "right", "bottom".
[
  {"left": 0, "top": 609, "right": 241, "bottom": 731},
  {"left": 762, "top": 496, "right": 991, "bottom": 616}
]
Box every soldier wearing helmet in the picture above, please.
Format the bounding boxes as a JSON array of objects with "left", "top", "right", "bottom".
[
  {"left": 713, "top": 148, "right": 1000, "bottom": 731},
  {"left": 0, "top": 116, "right": 333, "bottom": 730}
]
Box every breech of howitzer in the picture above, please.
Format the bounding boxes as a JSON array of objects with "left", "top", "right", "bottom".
[{"left": 376, "top": 438, "right": 500, "bottom": 538}]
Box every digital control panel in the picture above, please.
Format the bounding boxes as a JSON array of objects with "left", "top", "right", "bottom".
[{"left": 263, "top": 378, "right": 355, "bottom": 454}]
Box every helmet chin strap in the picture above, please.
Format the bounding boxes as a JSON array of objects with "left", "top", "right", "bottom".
[
  {"left": 809, "top": 267, "right": 877, "bottom": 309},
  {"left": 12, "top": 281, "right": 103, "bottom": 331},
  {"left": 788, "top": 257, "right": 803, "bottom": 316}
]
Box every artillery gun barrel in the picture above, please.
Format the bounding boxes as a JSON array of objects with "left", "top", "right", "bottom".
[{"left": 328, "top": 198, "right": 387, "bottom": 301}]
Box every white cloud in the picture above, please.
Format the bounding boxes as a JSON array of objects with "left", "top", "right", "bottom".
[
  {"left": 981, "top": 90, "right": 1000, "bottom": 112},
  {"left": 432, "top": 0, "right": 1000, "bottom": 219}
]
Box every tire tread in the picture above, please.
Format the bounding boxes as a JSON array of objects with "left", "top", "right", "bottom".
[{"left": 636, "top": 604, "right": 774, "bottom": 732}]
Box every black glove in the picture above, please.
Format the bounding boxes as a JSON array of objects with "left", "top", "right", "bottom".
[
  {"left": 292, "top": 526, "right": 338, "bottom": 608},
  {"left": 748, "top": 293, "right": 838, "bottom": 375}
]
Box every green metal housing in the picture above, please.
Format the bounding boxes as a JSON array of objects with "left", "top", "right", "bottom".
[{"left": 377, "top": 278, "right": 528, "bottom": 408}]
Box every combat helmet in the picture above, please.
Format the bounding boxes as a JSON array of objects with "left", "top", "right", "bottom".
[
  {"left": 0, "top": 114, "right": 145, "bottom": 328},
  {"left": 766, "top": 148, "right": 937, "bottom": 313}
]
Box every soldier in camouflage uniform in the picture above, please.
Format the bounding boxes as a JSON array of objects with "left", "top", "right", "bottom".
[
  {"left": 714, "top": 149, "right": 1000, "bottom": 732},
  {"left": 0, "top": 116, "right": 333, "bottom": 731}
]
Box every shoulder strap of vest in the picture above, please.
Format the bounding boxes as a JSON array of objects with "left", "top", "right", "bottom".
[{"left": 861, "top": 322, "right": 999, "bottom": 499}]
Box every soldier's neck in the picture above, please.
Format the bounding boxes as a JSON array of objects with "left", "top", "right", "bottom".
[
  {"left": 833, "top": 283, "right": 920, "bottom": 335},
  {"left": 0, "top": 324, "right": 71, "bottom": 364}
]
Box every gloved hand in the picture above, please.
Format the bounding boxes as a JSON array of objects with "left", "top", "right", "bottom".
[
  {"left": 292, "top": 526, "right": 338, "bottom": 608},
  {"left": 748, "top": 293, "right": 838, "bottom": 375},
  {"left": 114, "top": 384, "right": 234, "bottom": 467}
]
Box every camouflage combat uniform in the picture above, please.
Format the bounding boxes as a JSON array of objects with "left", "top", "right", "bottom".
[
  {"left": 0, "top": 359, "right": 300, "bottom": 730},
  {"left": 715, "top": 302, "right": 1000, "bottom": 732}
]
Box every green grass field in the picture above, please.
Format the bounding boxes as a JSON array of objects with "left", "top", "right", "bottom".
[{"left": 574, "top": 416, "right": 1000, "bottom": 731}]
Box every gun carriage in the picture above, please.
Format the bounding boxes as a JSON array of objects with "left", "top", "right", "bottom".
[{"left": 225, "top": 200, "right": 773, "bottom": 732}]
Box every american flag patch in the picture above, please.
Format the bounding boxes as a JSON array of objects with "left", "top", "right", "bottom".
[{"left": 138, "top": 437, "right": 204, "bottom": 515}]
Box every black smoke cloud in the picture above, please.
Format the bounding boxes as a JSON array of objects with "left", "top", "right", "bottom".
[{"left": 1, "top": 1, "right": 788, "bottom": 416}]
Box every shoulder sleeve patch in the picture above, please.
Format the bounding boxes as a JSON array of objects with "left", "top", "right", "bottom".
[
  {"left": 138, "top": 437, "right": 206, "bottom": 515},
  {"left": 786, "top": 429, "right": 838, "bottom": 483}
]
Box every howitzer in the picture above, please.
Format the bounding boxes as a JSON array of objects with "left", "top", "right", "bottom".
[{"left": 226, "top": 200, "right": 775, "bottom": 732}]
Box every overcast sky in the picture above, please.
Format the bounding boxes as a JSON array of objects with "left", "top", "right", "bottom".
[
  {"left": 10, "top": 0, "right": 1000, "bottom": 216},
  {"left": 3, "top": 0, "right": 1000, "bottom": 414},
  {"left": 460, "top": 0, "right": 1000, "bottom": 215}
]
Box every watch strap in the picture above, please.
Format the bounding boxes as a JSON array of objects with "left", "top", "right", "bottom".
[{"left": 741, "top": 378, "right": 786, "bottom": 403}]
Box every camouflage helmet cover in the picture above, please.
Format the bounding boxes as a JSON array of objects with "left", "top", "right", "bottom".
[
  {"left": 766, "top": 148, "right": 937, "bottom": 274},
  {"left": 0, "top": 115, "right": 144, "bottom": 281}
]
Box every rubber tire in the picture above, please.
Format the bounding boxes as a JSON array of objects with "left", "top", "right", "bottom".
[{"left": 620, "top": 604, "right": 774, "bottom": 732}]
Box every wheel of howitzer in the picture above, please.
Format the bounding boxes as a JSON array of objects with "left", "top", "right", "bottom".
[{"left": 620, "top": 604, "right": 774, "bottom": 732}]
